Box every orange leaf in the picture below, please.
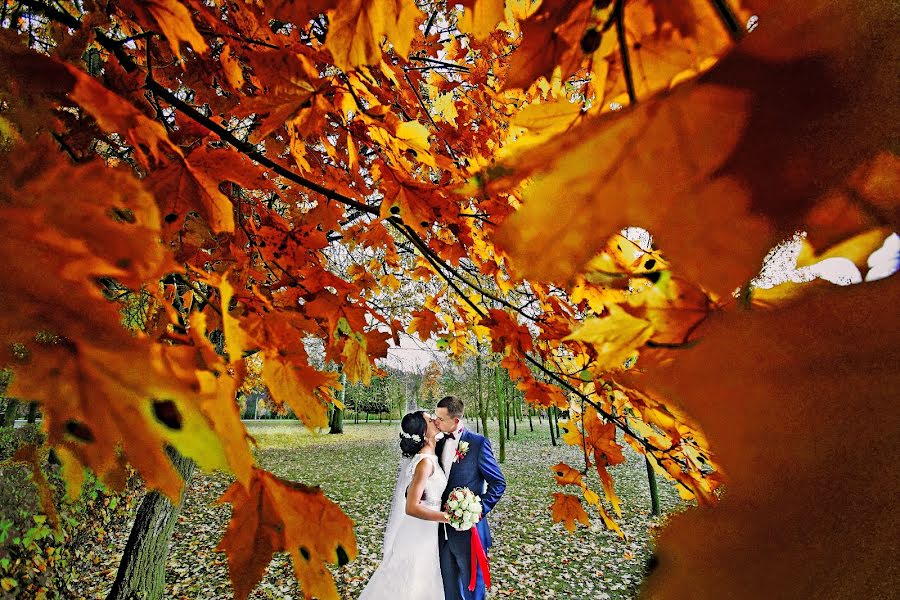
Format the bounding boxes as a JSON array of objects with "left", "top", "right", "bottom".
[
  {"left": 636, "top": 276, "right": 900, "bottom": 600},
  {"left": 504, "top": 0, "right": 592, "bottom": 91},
  {"left": 408, "top": 308, "right": 442, "bottom": 342},
  {"left": 482, "top": 308, "right": 534, "bottom": 355},
  {"left": 550, "top": 492, "right": 590, "bottom": 533},
  {"left": 217, "top": 468, "right": 357, "bottom": 600},
  {"left": 120, "top": 0, "right": 208, "bottom": 60},
  {"left": 492, "top": 0, "right": 897, "bottom": 296},
  {"left": 551, "top": 462, "right": 584, "bottom": 487},
  {"left": 327, "top": 0, "right": 421, "bottom": 72}
]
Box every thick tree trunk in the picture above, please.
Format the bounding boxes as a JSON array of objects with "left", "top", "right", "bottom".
[
  {"left": 475, "top": 345, "right": 488, "bottom": 438},
  {"left": 548, "top": 409, "right": 557, "bottom": 447},
  {"left": 494, "top": 367, "right": 505, "bottom": 463},
  {"left": 330, "top": 371, "right": 345, "bottom": 434},
  {"left": 26, "top": 401, "right": 38, "bottom": 423},
  {"left": 1, "top": 397, "right": 19, "bottom": 427},
  {"left": 645, "top": 456, "right": 661, "bottom": 516},
  {"left": 107, "top": 446, "right": 196, "bottom": 600}
]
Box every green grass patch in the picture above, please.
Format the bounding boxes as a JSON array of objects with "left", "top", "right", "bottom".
[{"left": 70, "top": 419, "right": 687, "bottom": 599}]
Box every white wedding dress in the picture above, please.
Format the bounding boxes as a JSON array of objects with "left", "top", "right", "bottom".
[{"left": 359, "top": 453, "right": 447, "bottom": 600}]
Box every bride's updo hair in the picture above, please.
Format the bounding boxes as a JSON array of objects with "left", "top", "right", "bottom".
[{"left": 399, "top": 411, "right": 427, "bottom": 458}]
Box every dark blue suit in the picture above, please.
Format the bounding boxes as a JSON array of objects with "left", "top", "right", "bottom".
[{"left": 437, "top": 429, "right": 506, "bottom": 600}]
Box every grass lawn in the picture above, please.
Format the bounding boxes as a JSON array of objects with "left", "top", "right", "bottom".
[{"left": 77, "top": 419, "right": 687, "bottom": 599}]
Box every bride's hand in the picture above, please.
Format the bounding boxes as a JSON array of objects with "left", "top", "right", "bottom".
[{"left": 439, "top": 511, "right": 451, "bottom": 523}]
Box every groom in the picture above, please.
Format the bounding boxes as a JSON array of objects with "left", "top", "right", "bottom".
[{"left": 433, "top": 396, "right": 506, "bottom": 600}]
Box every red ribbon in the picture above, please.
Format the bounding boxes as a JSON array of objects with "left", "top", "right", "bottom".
[{"left": 468, "top": 527, "right": 491, "bottom": 592}]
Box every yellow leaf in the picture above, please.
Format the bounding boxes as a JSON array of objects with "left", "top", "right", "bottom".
[
  {"left": 262, "top": 359, "right": 339, "bottom": 430},
  {"left": 341, "top": 332, "right": 372, "bottom": 386},
  {"left": 565, "top": 305, "right": 654, "bottom": 371},
  {"left": 458, "top": 0, "right": 508, "bottom": 40},
  {"left": 327, "top": 0, "right": 421, "bottom": 72},
  {"left": 431, "top": 92, "right": 459, "bottom": 126}
]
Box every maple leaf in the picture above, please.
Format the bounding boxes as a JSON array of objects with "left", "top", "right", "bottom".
[
  {"left": 550, "top": 492, "right": 590, "bottom": 533},
  {"left": 551, "top": 461, "right": 584, "bottom": 487},
  {"left": 61, "top": 61, "right": 181, "bottom": 168},
  {"left": 492, "top": 0, "right": 897, "bottom": 296},
  {"left": 217, "top": 468, "right": 357, "bottom": 600},
  {"left": 151, "top": 146, "right": 269, "bottom": 233},
  {"left": 341, "top": 332, "right": 373, "bottom": 386},
  {"left": 0, "top": 141, "right": 245, "bottom": 500},
  {"left": 327, "top": 0, "right": 421, "bottom": 72},
  {"left": 408, "top": 308, "right": 442, "bottom": 341},
  {"left": 119, "top": 0, "right": 209, "bottom": 60},
  {"left": 261, "top": 359, "right": 341, "bottom": 430},
  {"left": 482, "top": 308, "right": 534, "bottom": 355},
  {"left": 457, "top": 0, "right": 508, "bottom": 40},
  {"left": 637, "top": 277, "right": 900, "bottom": 600},
  {"left": 565, "top": 305, "right": 654, "bottom": 371},
  {"left": 504, "top": 0, "right": 592, "bottom": 91}
]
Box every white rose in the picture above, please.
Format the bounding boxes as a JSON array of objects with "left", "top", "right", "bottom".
[{"left": 448, "top": 499, "right": 459, "bottom": 510}]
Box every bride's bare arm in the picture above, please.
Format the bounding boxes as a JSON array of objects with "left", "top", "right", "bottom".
[{"left": 405, "top": 459, "right": 450, "bottom": 522}]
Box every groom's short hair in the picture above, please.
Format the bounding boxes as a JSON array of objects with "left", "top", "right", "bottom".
[{"left": 437, "top": 395, "right": 464, "bottom": 418}]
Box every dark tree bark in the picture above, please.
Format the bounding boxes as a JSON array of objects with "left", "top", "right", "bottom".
[
  {"left": 548, "top": 409, "right": 557, "bottom": 447},
  {"left": 1, "top": 397, "right": 19, "bottom": 427},
  {"left": 26, "top": 401, "right": 39, "bottom": 424},
  {"left": 107, "top": 446, "right": 196, "bottom": 600},
  {"left": 645, "top": 456, "right": 661, "bottom": 516}
]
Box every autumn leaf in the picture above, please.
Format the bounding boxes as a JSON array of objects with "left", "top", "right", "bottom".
[
  {"left": 565, "top": 305, "right": 654, "bottom": 371},
  {"left": 492, "top": 0, "right": 898, "bottom": 296},
  {"left": 504, "top": 0, "right": 592, "bottom": 91},
  {"left": 550, "top": 492, "right": 590, "bottom": 533},
  {"left": 457, "top": 0, "right": 508, "bottom": 40},
  {"left": 261, "top": 359, "right": 341, "bottom": 430},
  {"left": 120, "top": 0, "right": 208, "bottom": 60},
  {"left": 550, "top": 461, "right": 584, "bottom": 487},
  {"left": 217, "top": 468, "right": 357, "bottom": 600},
  {"left": 482, "top": 308, "right": 534, "bottom": 355},
  {"left": 327, "top": 0, "right": 421, "bottom": 72},
  {"left": 408, "top": 308, "right": 442, "bottom": 341},
  {"left": 637, "top": 277, "right": 900, "bottom": 600},
  {"left": 341, "top": 332, "right": 373, "bottom": 386}
]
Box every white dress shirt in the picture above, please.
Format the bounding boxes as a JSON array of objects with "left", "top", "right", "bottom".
[{"left": 440, "top": 422, "right": 464, "bottom": 475}]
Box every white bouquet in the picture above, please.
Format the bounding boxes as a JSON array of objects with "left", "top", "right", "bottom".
[{"left": 445, "top": 487, "right": 483, "bottom": 531}]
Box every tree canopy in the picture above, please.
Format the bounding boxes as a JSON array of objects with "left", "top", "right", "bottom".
[{"left": 1, "top": 0, "right": 897, "bottom": 599}]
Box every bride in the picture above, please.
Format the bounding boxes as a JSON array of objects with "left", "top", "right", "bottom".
[{"left": 359, "top": 411, "right": 449, "bottom": 599}]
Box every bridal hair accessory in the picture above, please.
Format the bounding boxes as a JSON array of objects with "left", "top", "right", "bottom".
[{"left": 399, "top": 432, "right": 422, "bottom": 442}]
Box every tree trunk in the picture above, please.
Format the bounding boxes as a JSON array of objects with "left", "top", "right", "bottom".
[
  {"left": 26, "top": 401, "right": 38, "bottom": 424},
  {"left": 1, "top": 397, "right": 19, "bottom": 427},
  {"left": 527, "top": 405, "right": 534, "bottom": 432},
  {"left": 548, "top": 409, "right": 557, "bottom": 447},
  {"left": 329, "top": 371, "right": 345, "bottom": 434},
  {"left": 475, "top": 345, "right": 488, "bottom": 438},
  {"left": 107, "top": 446, "right": 196, "bottom": 600},
  {"left": 645, "top": 456, "right": 661, "bottom": 516},
  {"left": 494, "top": 368, "right": 505, "bottom": 463}
]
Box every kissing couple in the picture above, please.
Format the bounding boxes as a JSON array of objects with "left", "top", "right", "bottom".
[{"left": 359, "top": 396, "right": 506, "bottom": 599}]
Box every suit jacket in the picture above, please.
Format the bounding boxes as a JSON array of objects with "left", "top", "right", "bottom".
[{"left": 437, "top": 428, "right": 506, "bottom": 549}]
